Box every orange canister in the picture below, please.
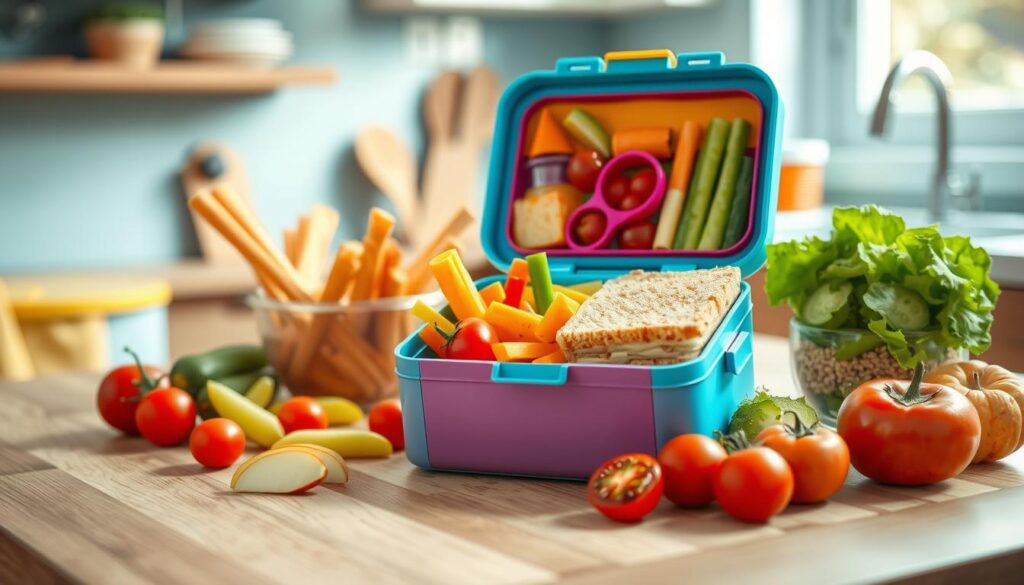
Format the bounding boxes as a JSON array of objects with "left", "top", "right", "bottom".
[{"left": 778, "top": 139, "right": 830, "bottom": 211}]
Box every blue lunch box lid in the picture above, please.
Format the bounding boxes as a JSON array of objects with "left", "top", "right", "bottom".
[{"left": 480, "top": 49, "right": 784, "bottom": 280}]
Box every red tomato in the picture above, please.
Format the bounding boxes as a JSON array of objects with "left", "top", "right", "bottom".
[
  {"left": 837, "top": 364, "right": 980, "bottom": 485},
  {"left": 603, "top": 175, "right": 629, "bottom": 208},
  {"left": 756, "top": 420, "right": 849, "bottom": 504},
  {"left": 566, "top": 149, "right": 605, "bottom": 192},
  {"left": 619, "top": 192, "right": 645, "bottom": 211},
  {"left": 445, "top": 318, "right": 498, "bottom": 361},
  {"left": 277, "top": 397, "right": 329, "bottom": 434},
  {"left": 713, "top": 445, "right": 793, "bottom": 523},
  {"left": 587, "top": 453, "right": 664, "bottom": 523},
  {"left": 573, "top": 211, "right": 607, "bottom": 246},
  {"left": 135, "top": 387, "right": 196, "bottom": 447},
  {"left": 658, "top": 434, "right": 727, "bottom": 508},
  {"left": 369, "top": 399, "right": 405, "bottom": 451},
  {"left": 190, "top": 418, "right": 245, "bottom": 469},
  {"left": 619, "top": 222, "right": 656, "bottom": 250},
  {"left": 629, "top": 168, "right": 657, "bottom": 198},
  {"left": 97, "top": 358, "right": 165, "bottom": 435}
]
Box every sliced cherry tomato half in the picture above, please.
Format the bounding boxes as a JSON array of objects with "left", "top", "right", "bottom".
[{"left": 587, "top": 453, "right": 664, "bottom": 523}]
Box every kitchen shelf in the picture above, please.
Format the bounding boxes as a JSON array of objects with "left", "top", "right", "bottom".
[{"left": 0, "top": 60, "right": 336, "bottom": 95}]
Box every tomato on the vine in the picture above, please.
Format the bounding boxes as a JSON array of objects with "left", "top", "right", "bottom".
[
  {"left": 757, "top": 417, "right": 849, "bottom": 504},
  {"left": 277, "top": 396, "right": 329, "bottom": 434},
  {"left": 136, "top": 387, "right": 196, "bottom": 447},
  {"left": 713, "top": 432, "right": 793, "bottom": 523},
  {"left": 444, "top": 318, "right": 498, "bottom": 361},
  {"left": 190, "top": 418, "right": 245, "bottom": 469},
  {"left": 587, "top": 453, "right": 664, "bottom": 523},
  {"left": 658, "top": 434, "right": 727, "bottom": 508},
  {"left": 838, "top": 364, "right": 980, "bottom": 485},
  {"left": 369, "top": 399, "right": 404, "bottom": 451},
  {"left": 97, "top": 347, "right": 166, "bottom": 435}
]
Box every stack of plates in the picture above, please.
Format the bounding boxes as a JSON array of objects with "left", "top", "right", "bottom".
[{"left": 180, "top": 19, "right": 292, "bottom": 67}]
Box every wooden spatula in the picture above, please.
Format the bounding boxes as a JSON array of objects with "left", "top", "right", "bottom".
[
  {"left": 181, "top": 142, "right": 254, "bottom": 264},
  {"left": 354, "top": 126, "right": 419, "bottom": 246}
]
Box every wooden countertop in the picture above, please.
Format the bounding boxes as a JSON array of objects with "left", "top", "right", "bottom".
[{"left": 2, "top": 335, "right": 1023, "bottom": 584}]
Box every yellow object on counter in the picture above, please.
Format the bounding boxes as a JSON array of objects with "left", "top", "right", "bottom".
[
  {"left": 429, "top": 249, "right": 486, "bottom": 321},
  {"left": 534, "top": 293, "right": 580, "bottom": 344},
  {"left": 484, "top": 302, "right": 543, "bottom": 342},
  {"left": 0, "top": 280, "right": 33, "bottom": 380}
]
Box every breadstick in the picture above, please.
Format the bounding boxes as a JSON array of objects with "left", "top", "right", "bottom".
[
  {"left": 374, "top": 268, "right": 409, "bottom": 370},
  {"left": 350, "top": 208, "right": 396, "bottom": 301},
  {"left": 288, "top": 243, "right": 363, "bottom": 382},
  {"left": 372, "top": 238, "right": 402, "bottom": 299},
  {"left": 189, "top": 192, "right": 311, "bottom": 302},
  {"left": 211, "top": 187, "right": 301, "bottom": 287},
  {"left": 406, "top": 207, "right": 474, "bottom": 292},
  {"left": 295, "top": 204, "right": 340, "bottom": 289},
  {"left": 283, "top": 227, "right": 298, "bottom": 267}
]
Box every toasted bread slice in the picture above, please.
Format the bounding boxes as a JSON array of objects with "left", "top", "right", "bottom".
[{"left": 556, "top": 267, "right": 741, "bottom": 364}]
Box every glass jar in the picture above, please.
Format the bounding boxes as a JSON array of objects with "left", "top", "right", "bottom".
[{"left": 789, "top": 319, "right": 966, "bottom": 424}]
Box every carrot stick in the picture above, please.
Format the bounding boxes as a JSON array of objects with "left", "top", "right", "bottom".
[
  {"left": 479, "top": 282, "right": 506, "bottom": 306},
  {"left": 189, "top": 192, "right": 311, "bottom": 302},
  {"left": 429, "top": 249, "right": 487, "bottom": 321},
  {"left": 654, "top": 121, "right": 702, "bottom": 249},
  {"left": 374, "top": 268, "right": 409, "bottom": 370},
  {"left": 611, "top": 127, "right": 672, "bottom": 159},
  {"left": 372, "top": 238, "right": 402, "bottom": 299},
  {"left": 287, "top": 243, "right": 363, "bottom": 382}
]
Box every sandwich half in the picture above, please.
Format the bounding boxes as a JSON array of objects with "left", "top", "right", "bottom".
[{"left": 556, "top": 267, "right": 741, "bottom": 365}]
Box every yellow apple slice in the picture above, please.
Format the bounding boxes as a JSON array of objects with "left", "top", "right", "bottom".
[
  {"left": 207, "top": 380, "right": 285, "bottom": 448},
  {"left": 275, "top": 444, "right": 349, "bottom": 484},
  {"left": 268, "top": 397, "right": 363, "bottom": 425},
  {"left": 230, "top": 449, "right": 327, "bottom": 494},
  {"left": 272, "top": 429, "right": 393, "bottom": 459}
]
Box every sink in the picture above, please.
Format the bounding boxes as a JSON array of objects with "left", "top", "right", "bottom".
[{"left": 774, "top": 206, "right": 1024, "bottom": 287}]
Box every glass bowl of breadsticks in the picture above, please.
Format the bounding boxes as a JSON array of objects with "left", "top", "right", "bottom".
[{"left": 187, "top": 187, "right": 471, "bottom": 405}]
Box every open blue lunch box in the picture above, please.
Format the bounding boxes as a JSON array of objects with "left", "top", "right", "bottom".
[{"left": 396, "top": 49, "right": 783, "bottom": 480}]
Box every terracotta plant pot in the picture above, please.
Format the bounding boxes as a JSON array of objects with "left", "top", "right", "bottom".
[{"left": 85, "top": 19, "right": 164, "bottom": 68}]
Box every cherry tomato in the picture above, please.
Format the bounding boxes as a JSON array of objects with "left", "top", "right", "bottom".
[
  {"left": 603, "top": 175, "right": 629, "bottom": 208},
  {"left": 619, "top": 222, "right": 656, "bottom": 250},
  {"left": 369, "top": 399, "right": 404, "bottom": 451},
  {"left": 277, "top": 396, "right": 329, "bottom": 434},
  {"left": 837, "top": 364, "right": 980, "bottom": 485},
  {"left": 566, "top": 149, "right": 605, "bottom": 192},
  {"left": 97, "top": 356, "right": 165, "bottom": 435},
  {"left": 658, "top": 434, "right": 727, "bottom": 508},
  {"left": 135, "top": 387, "right": 196, "bottom": 447},
  {"left": 713, "top": 440, "right": 793, "bottom": 523},
  {"left": 756, "top": 419, "right": 849, "bottom": 504},
  {"left": 573, "top": 211, "right": 607, "bottom": 246},
  {"left": 445, "top": 317, "right": 498, "bottom": 361},
  {"left": 587, "top": 453, "right": 664, "bottom": 523},
  {"left": 619, "top": 192, "right": 645, "bottom": 211},
  {"left": 629, "top": 168, "right": 657, "bottom": 199},
  {"left": 189, "top": 418, "right": 245, "bottom": 469}
]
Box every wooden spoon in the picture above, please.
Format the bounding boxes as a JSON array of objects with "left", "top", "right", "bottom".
[{"left": 354, "top": 126, "right": 419, "bottom": 245}]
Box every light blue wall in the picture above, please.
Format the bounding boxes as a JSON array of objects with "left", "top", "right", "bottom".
[{"left": 0, "top": 0, "right": 607, "bottom": 272}]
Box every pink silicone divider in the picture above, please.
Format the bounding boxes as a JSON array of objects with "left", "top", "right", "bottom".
[
  {"left": 506, "top": 89, "right": 764, "bottom": 258},
  {"left": 564, "top": 150, "right": 666, "bottom": 251}
]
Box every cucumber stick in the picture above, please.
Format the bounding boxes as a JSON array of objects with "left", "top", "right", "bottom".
[
  {"left": 721, "top": 156, "right": 755, "bottom": 249},
  {"left": 170, "top": 345, "right": 267, "bottom": 397},
  {"left": 673, "top": 117, "right": 729, "bottom": 249},
  {"left": 698, "top": 118, "right": 751, "bottom": 250}
]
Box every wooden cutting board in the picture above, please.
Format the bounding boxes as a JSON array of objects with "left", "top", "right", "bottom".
[
  {"left": 1, "top": 335, "right": 1023, "bottom": 584},
  {"left": 180, "top": 142, "right": 254, "bottom": 264}
]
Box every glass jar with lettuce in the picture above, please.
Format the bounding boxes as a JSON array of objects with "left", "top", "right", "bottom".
[{"left": 766, "top": 205, "right": 1000, "bottom": 422}]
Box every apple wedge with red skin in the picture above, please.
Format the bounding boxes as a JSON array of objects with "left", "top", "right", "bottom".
[
  {"left": 274, "top": 444, "right": 349, "bottom": 484},
  {"left": 230, "top": 449, "right": 327, "bottom": 494}
]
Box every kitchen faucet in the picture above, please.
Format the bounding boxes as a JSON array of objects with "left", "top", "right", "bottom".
[{"left": 869, "top": 50, "right": 980, "bottom": 223}]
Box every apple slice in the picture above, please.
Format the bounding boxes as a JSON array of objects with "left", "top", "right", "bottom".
[
  {"left": 272, "top": 429, "right": 393, "bottom": 458},
  {"left": 275, "top": 444, "right": 349, "bottom": 484},
  {"left": 231, "top": 449, "right": 327, "bottom": 494},
  {"left": 208, "top": 380, "right": 285, "bottom": 448}
]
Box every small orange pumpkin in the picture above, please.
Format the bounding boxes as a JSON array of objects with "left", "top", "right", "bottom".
[{"left": 925, "top": 360, "right": 1024, "bottom": 463}]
